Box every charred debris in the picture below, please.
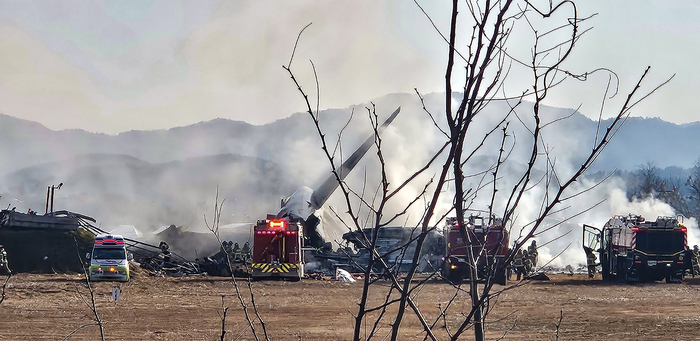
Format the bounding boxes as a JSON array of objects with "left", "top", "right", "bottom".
[
  {"left": 0, "top": 206, "right": 447, "bottom": 279},
  {"left": 0, "top": 208, "right": 200, "bottom": 277}
]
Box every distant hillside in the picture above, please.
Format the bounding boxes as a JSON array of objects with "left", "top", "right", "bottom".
[
  {"left": 1, "top": 92, "right": 698, "bottom": 232},
  {"left": 597, "top": 117, "right": 700, "bottom": 170},
  {"left": 1, "top": 94, "right": 697, "bottom": 174}
]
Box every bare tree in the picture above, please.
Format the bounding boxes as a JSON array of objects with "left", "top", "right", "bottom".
[
  {"left": 204, "top": 187, "right": 270, "bottom": 341},
  {"left": 63, "top": 239, "right": 105, "bottom": 341},
  {"left": 631, "top": 162, "right": 665, "bottom": 199},
  {"left": 686, "top": 159, "right": 700, "bottom": 217},
  {"left": 284, "top": 1, "right": 669, "bottom": 340},
  {"left": 658, "top": 175, "right": 691, "bottom": 217},
  {"left": 626, "top": 163, "right": 693, "bottom": 217}
]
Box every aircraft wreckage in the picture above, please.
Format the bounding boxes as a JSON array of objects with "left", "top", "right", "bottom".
[
  {"left": 0, "top": 208, "right": 200, "bottom": 276},
  {"left": 0, "top": 106, "right": 446, "bottom": 279},
  {"left": 0, "top": 205, "right": 446, "bottom": 278}
]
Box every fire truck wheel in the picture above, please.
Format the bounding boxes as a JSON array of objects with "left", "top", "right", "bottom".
[
  {"left": 616, "top": 259, "right": 627, "bottom": 282},
  {"left": 446, "top": 271, "right": 464, "bottom": 285},
  {"left": 495, "top": 268, "right": 507, "bottom": 285},
  {"left": 601, "top": 255, "right": 610, "bottom": 281},
  {"left": 665, "top": 273, "right": 682, "bottom": 284}
]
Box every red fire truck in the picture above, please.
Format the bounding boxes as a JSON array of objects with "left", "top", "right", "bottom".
[
  {"left": 583, "top": 214, "right": 691, "bottom": 283},
  {"left": 442, "top": 215, "right": 509, "bottom": 285},
  {"left": 250, "top": 215, "right": 305, "bottom": 281}
]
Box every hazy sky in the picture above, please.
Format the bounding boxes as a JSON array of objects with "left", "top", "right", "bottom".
[{"left": 0, "top": 0, "right": 697, "bottom": 134}]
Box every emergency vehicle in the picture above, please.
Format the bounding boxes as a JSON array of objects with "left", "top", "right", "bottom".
[
  {"left": 583, "top": 215, "right": 691, "bottom": 283},
  {"left": 442, "top": 215, "right": 509, "bottom": 285},
  {"left": 250, "top": 216, "right": 304, "bottom": 281},
  {"left": 88, "top": 234, "right": 130, "bottom": 282}
]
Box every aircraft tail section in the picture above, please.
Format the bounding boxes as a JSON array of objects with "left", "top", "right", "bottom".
[{"left": 310, "top": 106, "right": 401, "bottom": 209}]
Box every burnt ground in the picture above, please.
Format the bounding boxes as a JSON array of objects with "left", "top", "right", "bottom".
[{"left": 1, "top": 271, "right": 699, "bottom": 340}]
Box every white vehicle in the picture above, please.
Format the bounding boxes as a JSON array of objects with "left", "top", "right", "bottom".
[{"left": 88, "top": 234, "right": 130, "bottom": 282}]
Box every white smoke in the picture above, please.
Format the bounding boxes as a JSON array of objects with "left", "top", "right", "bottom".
[
  {"left": 0, "top": 92, "right": 697, "bottom": 265},
  {"left": 316, "top": 93, "right": 698, "bottom": 271}
]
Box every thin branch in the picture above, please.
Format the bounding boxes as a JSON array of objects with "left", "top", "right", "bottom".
[{"left": 287, "top": 22, "right": 312, "bottom": 68}]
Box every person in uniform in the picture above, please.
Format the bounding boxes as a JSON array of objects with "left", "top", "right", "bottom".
[
  {"left": 586, "top": 248, "right": 597, "bottom": 278},
  {"left": 241, "top": 242, "right": 251, "bottom": 261},
  {"left": 513, "top": 249, "right": 525, "bottom": 280},
  {"left": 232, "top": 242, "right": 242, "bottom": 262},
  {"left": 158, "top": 241, "right": 171, "bottom": 266},
  {"left": 691, "top": 245, "right": 700, "bottom": 276},
  {"left": 522, "top": 249, "right": 533, "bottom": 275},
  {"left": 527, "top": 240, "right": 538, "bottom": 268},
  {"left": 0, "top": 245, "right": 10, "bottom": 274}
]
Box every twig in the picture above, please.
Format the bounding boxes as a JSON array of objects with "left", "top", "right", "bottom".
[{"left": 220, "top": 296, "right": 229, "bottom": 341}]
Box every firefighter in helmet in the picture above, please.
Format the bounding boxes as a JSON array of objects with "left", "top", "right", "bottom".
[
  {"left": 232, "top": 242, "right": 242, "bottom": 262},
  {"left": 158, "top": 241, "right": 171, "bottom": 267},
  {"left": 586, "top": 248, "right": 597, "bottom": 278},
  {"left": 0, "top": 244, "right": 10, "bottom": 274},
  {"left": 522, "top": 249, "right": 533, "bottom": 275},
  {"left": 512, "top": 249, "right": 526, "bottom": 280},
  {"left": 241, "top": 242, "right": 251, "bottom": 261},
  {"left": 527, "top": 240, "right": 538, "bottom": 268}
]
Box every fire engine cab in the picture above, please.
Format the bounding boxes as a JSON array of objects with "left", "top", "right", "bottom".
[
  {"left": 442, "top": 215, "right": 509, "bottom": 285},
  {"left": 88, "top": 234, "right": 130, "bottom": 282},
  {"left": 251, "top": 216, "right": 304, "bottom": 281}
]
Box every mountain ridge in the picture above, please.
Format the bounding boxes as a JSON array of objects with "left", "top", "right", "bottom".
[{"left": 1, "top": 92, "right": 698, "bottom": 232}]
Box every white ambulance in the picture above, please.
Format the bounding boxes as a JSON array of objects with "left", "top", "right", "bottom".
[{"left": 88, "top": 234, "right": 130, "bottom": 282}]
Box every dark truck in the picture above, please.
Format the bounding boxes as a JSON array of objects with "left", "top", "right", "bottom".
[
  {"left": 583, "top": 214, "right": 692, "bottom": 283},
  {"left": 442, "top": 215, "right": 509, "bottom": 285}
]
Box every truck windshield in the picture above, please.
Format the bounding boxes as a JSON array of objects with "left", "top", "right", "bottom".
[
  {"left": 92, "top": 248, "right": 126, "bottom": 260},
  {"left": 635, "top": 231, "right": 685, "bottom": 254}
]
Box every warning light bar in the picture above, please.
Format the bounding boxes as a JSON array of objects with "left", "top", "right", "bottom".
[
  {"left": 269, "top": 220, "right": 286, "bottom": 229},
  {"left": 94, "top": 238, "right": 124, "bottom": 245}
]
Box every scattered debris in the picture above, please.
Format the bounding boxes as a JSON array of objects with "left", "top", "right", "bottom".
[{"left": 335, "top": 268, "right": 355, "bottom": 283}]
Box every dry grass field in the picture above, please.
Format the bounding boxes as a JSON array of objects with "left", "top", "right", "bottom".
[{"left": 1, "top": 272, "right": 700, "bottom": 340}]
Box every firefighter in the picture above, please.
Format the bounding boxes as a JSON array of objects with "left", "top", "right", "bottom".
[
  {"left": 586, "top": 248, "right": 597, "bottom": 278},
  {"left": 692, "top": 245, "right": 700, "bottom": 276},
  {"left": 241, "top": 242, "right": 251, "bottom": 261},
  {"left": 222, "top": 241, "right": 233, "bottom": 263},
  {"left": 0, "top": 245, "right": 10, "bottom": 274},
  {"left": 523, "top": 249, "right": 533, "bottom": 275},
  {"left": 232, "top": 242, "right": 242, "bottom": 262},
  {"left": 527, "top": 240, "right": 538, "bottom": 268},
  {"left": 158, "top": 241, "right": 171, "bottom": 266},
  {"left": 512, "top": 249, "right": 525, "bottom": 280}
]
